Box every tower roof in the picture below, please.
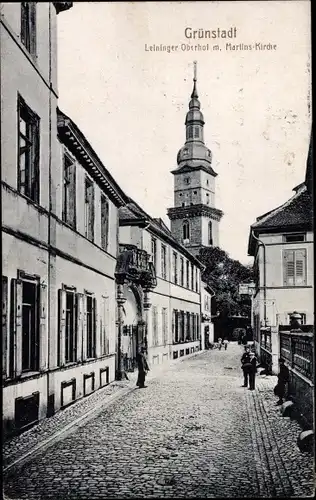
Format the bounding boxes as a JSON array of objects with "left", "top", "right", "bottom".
[{"left": 174, "top": 62, "right": 217, "bottom": 177}]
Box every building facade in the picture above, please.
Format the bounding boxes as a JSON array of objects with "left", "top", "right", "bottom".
[
  {"left": 248, "top": 136, "right": 313, "bottom": 373},
  {"left": 1, "top": 2, "right": 127, "bottom": 436},
  {"left": 118, "top": 200, "right": 204, "bottom": 370},
  {"left": 167, "top": 66, "right": 223, "bottom": 257}
]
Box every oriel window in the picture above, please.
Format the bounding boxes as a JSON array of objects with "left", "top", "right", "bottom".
[
  {"left": 18, "top": 96, "right": 40, "bottom": 203},
  {"left": 21, "top": 2, "right": 36, "bottom": 56},
  {"left": 62, "top": 153, "right": 76, "bottom": 228}
]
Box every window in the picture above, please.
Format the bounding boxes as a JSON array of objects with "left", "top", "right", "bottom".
[
  {"left": 186, "top": 312, "right": 191, "bottom": 340},
  {"left": 195, "top": 268, "right": 199, "bottom": 292},
  {"left": 194, "top": 191, "right": 197, "bottom": 195},
  {"left": 173, "top": 252, "right": 178, "bottom": 284},
  {"left": 62, "top": 153, "right": 76, "bottom": 228},
  {"left": 18, "top": 96, "right": 40, "bottom": 203},
  {"left": 187, "top": 126, "right": 193, "bottom": 139},
  {"left": 21, "top": 2, "right": 36, "bottom": 55},
  {"left": 152, "top": 306, "right": 158, "bottom": 346},
  {"left": 2, "top": 277, "right": 8, "bottom": 379},
  {"left": 186, "top": 260, "right": 190, "bottom": 288},
  {"left": 162, "top": 308, "right": 168, "bottom": 346},
  {"left": 86, "top": 294, "right": 96, "bottom": 358},
  {"left": 100, "top": 296, "right": 110, "bottom": 355},
  {"left": 179, "top": 311, "right": 185, "bottom": 342},
  {"left": 183, "top": 220, "right": 190, "bottom": 241},
  {"left": 206, "top": 179, "right": 209, "bottom": 186},
  {"left": 191, "top": 263, "right": 194, "bottom": 290},
  {"left": 184, "top": 177, "right": 191, "bottom": 185},
  {"left": 100, "top": 195, "right": 109, "bottom": 251},
  {"left": 84, "top": 178, "right": 94, "bottom": 241},
  {"left": 173, "top": 310, "right": 179, "bottom": 343},
  {"left": 206, "top": 193, "right": 210, "bottom": 205},
  {"left": 208, "top": 221, "right": 213, "bottom": 245},
  {"left": 180, "top": 257, "right": 184, "bottom": 286},
  {"left": 194, "top": 126, "right": 199, "bottom": 138},
  {"left": 65, "top": 290, "right": 77, "bottom": 363},
  {"left": 283, "top": 249, "right": 307, "bottom": 286},
  {"left": 283, "top": 233, "right": 306, "bottom": 243},
  {"left": 151, "top": 238, "right": 157, "bottom": 270},
  {"left": 161, "top": 245, "right": 167, "bottom": 279}
]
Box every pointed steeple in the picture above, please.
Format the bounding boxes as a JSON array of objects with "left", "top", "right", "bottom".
[{"left": 191, "top": 61, "right": 198, "bottom": 99}]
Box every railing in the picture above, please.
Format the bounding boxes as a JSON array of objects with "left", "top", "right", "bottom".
[
  {"left": 279, "top": 327, "right": 314, "bottom": 429},
  {"left": 115, "top": 244, "right": 157, "bottom": 288},
  {"left": 279, "top": 330, "right": 314, "bottom": 381},
  {"left": 260, "top": 327, "right": 272, "bottom": 352}
]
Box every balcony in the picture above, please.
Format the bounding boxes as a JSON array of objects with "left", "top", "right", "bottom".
[{"left": 115, "top": 244, "right": 157, "bottom": 289}]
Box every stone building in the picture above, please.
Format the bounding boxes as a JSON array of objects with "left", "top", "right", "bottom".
[
  {"left": 1, "top": 2, "right": 128, "bottom": 436},
  {"left": 167, "top": 66, "right": 223, "bottom": 257},
  {"left": 118, "top": 199, "right": 204, "bottom": 372}
]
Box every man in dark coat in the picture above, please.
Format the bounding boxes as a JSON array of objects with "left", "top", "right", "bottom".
[
  {"left": 248, "top": 352, "right": 258, "bottom": 390},
  {"left": 241, "top": 347, "right": 251, "bottom": 387},
  {"left": 136, "top": 347, "right": 150, "bottom": 388},
  {"left": 274, "top": 358, "right": 290, "bottom": 405}
]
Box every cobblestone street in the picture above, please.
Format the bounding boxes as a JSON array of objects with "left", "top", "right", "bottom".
[{"left": 3, "top": 344, "right": 315, "bottom": 499}]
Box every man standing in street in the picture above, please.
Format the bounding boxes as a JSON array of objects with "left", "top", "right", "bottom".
[
  {"left": 274, "top": 358, "right": 290, "bottom": 405},
  {"left": 136, "top": 346, "right": 150, "bottom": 388},
  {"left": 248, "top": 351, "right": 258, "bottom": 390},
  {"left": 241, "top": 347, "right": 251, "bottom": 387}
]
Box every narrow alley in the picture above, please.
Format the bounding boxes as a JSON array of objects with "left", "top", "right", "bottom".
[{"left": 3, "top": 344, "right": 314, "bottom": 499}]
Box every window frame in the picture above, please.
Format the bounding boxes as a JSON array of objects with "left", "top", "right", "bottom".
[
  {"left": 21, "top": 2, "right": 37, "bottom": 56},
  {"left": 18, "top": 272, "right": 40, "bottom": 373},
  {"left": 161, "top": 244, "right": 167, "bottom": 279},
  {"left": 100, "top": 194, "right": 109, "bottom": 251},
  {"left": 62, "top": 151, "right": 76, "bottom": 228},
  {"left": 84, "top": 176, "right": 95, "bottom": 242},
  {"left": 283, "top": 248, "right": 307, "bottom": 287},
  {"left": 17, "top": 95, "right": 40, "bottom": 204}
]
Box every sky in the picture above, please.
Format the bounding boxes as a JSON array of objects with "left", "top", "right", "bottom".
[{"left": 56, "top": 1, "right": 311, "bottom": 265}]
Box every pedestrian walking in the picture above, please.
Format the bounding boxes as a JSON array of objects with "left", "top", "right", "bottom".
[
  {"left": 248, "top": 351, "right": 259, "bottom": 390},
  {"left": 218, "top": 337, "right": 222, "bottom": 350},
  {"left": 241, "top": 347, "right": 251, "bottom": 387},
  {"left": 274, "top": 358, "right": 290, "bottom": 405},
  {"left": 136, "top": 346, "right": 150, "bottom": 388},
  {"left": 223, "top": 338, "right": 229, "bottom": 350}
]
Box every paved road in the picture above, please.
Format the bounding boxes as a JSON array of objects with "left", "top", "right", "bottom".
[{"left": 3, "top": 344, "right": 314, "bottom": 499}]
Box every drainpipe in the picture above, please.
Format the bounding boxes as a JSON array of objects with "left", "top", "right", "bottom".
[{"left": 251, "top": 231, "right": 267, "bottom": 326}]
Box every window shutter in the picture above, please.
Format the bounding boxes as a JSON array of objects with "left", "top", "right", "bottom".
[
  {"left": 76, "top": 293, "right": 84, "bottom": 362},
  {"left": 89, "top": 185, "right": 95, "bottom": 241},
  {"left": 69, "top": 162, "right": 76, "bottom": 228},
  {"left": 101, "top": 197, "right": 109, "bottom": 250},
  {"left": 172, "top": 310, "right": 175, "bottom": 342},
  {"left": 39, "top": 283, "right": 47, "bottom": 371},
  {"left": 295, "top": 249, "right": 306, "bottom": 285},
  {"left": 2, "top": 277, "right": 8, "bottom": 379},
  {"left": 58, "top": 289, "right": 66, "bottom": 366},
  {"left": 32, "top": 119, "right": 40, "bottom": 204},
  {"left": 93, "top": 297, "right": 99, "bottom": 358},
  {"left": 82, "top": 295, "right": 87, "bottom": 360},
  {"left": 13, "top": 279, "right": 23, "bottom": 377},
  {"left": 283, "top": 250, "right": 294, "bottom": 286}
]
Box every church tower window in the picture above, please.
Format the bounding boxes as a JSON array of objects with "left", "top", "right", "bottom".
[
  {"left": 208, "top": 221, "right": 213, "bottom": 245},
  {"left": 194, "top": 127, "right": 199, "bottom": 138},
  {"left": 187, "top": 126, "right": 193, "bottom": 139},
  {"left": 183, "top": 220, "right": 190, "bottom": 241}
]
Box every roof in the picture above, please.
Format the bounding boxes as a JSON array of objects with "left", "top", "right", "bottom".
[
  {"left": 57, "top": 108, "right": 128, "bottom": 207},
  {"left": 119, "top": 199, "right": 204, "bottom": 269}
]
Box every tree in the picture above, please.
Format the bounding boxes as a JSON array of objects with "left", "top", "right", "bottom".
[{"left": 199, "top": 247, "right": 254, "bottom": 319}]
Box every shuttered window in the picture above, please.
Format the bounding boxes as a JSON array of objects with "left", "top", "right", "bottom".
[
  {"left": 100, "top": 296, "right": 110, "bottom": 355},
  {"left": 283, "top": 249, "right": 307, "bottom": 286},
  {"left": 174, "top": 309, "right": 179, "bottom": 343},
  {"left": 86, "top": 295, "right": 96, "bottom": 359},
  {"left": 161, "top": 245, "right": 167, "bottom": 279},
  {"left": 21, "top": 2, "right": 36, "bottom": 56},
  {"left": 62, "top": 153, "right": 76, "bottom": 228},
  {"left": 18, "top": 96, "right": 40, "bottom": 203},
  {"left": 186, "top": 260, "right": 190, "bottom": 288},
  {"left": 180, "top": 258, "right": 184, "bottom": 286},
  {"left": 152, "top": 306, "right": 158, "bottom": 346},
  {"left": 100, "top": 195, "right": 109, "bottom": 251},
  {"left": 173, "top": 252, "right": 178, "bottom": 284},
  {"left": 84, "top": 178, "right": 94, "bottom": 242},
  {"left": 58, "top": 287, "right": 78, "bottom": 365},
  {"left": 2, "top": 277, "right": 8, "bottom": 379},
  {"left": 162, "top": 308, "right": 168, "bottom": 346}
]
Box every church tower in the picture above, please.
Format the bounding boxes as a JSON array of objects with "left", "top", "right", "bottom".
[{"left": 167, "top": 62, "right": 223, "bottom": 257}]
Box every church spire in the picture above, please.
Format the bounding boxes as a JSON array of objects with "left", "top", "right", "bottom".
[{"left": 191, "top": 60, "right": 198, "bottom": 99}]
